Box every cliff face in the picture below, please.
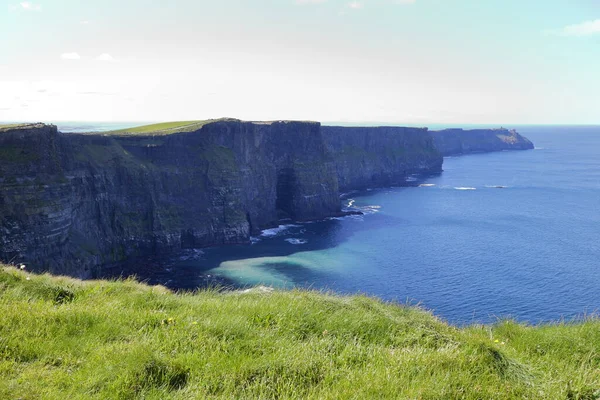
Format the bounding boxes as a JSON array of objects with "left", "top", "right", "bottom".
[
  {"left": 322, "top": 126, "right": 443, "bottom": 192},
  {"left": 0, "top": 121, "right": 529, "bottom": 277},
  {"left": 430, "top": 128, "right": 534, "bottom": 156},
  {"left": 0, "top": 121, "right": 340, "bottom": 277}
]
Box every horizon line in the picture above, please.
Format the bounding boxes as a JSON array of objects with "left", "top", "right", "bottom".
[{"left": 2, "top": 119, "right": 600, "bottom": 127}]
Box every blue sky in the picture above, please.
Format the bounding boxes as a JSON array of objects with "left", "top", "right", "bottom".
[{"left": 1, "top": 0, "right": 599, "bottom": 124}]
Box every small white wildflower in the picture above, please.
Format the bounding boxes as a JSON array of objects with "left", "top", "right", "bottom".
[
  {"left": 26, "top": 277, "right": 31, "bottom": 281},
  {"left": 19, "top": 264, "right": 26, "bottom": 270}
]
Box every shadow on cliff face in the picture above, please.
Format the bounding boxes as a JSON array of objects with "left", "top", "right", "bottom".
[{"left": 275, "top": 168, "right": 297, "bottom": 220}]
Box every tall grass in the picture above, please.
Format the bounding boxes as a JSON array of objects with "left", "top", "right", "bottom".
[{"left": 1, "top": 265, "right": 599, "bottom": 399}]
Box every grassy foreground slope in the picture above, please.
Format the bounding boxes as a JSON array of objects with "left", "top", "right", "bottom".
[{"left": 1, "top": 266, "right": 599, "bottom": 399}]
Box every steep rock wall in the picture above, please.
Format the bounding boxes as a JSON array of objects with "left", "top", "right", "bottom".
[
  {"left": 430, "top": 128, "right": 534, "bottom": 156},
  {"left": 0, "top": 121, "right": 340, "bottom": 277},
  {"left": 322, "top": 126, "right": 443, "bottom": 192},
  {"left": 0, "top": 122, "right": 530, "bottom": 277}
]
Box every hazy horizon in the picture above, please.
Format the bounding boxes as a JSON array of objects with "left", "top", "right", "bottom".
[{"left": 2, "top": 0, "right": 599, "bottom": 124}]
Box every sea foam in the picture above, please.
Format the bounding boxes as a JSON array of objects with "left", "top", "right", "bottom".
[
  {"left": 285, "top": 238, "right": 308, "bottom": 245},
  {"left": 260, "top": 224, "right": 301, "bottom": 237}
]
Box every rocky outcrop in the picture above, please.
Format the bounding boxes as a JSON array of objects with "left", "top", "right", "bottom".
[
  {"left": 0, "top": 120, "right": 340, "bottom": 277},
  {"left": 430, "top": 128, "right": 534, "bottom": 156},
  {"left": 322, "top": 126, "right": 443, "bottom": 192}
]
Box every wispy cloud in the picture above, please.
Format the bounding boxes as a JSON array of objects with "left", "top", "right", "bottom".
[
  {"left": 80, "top": 20, "right": 90, "bottom": 25},
  {"left": 347, "top": 1, "right": 363, "bottom": 9},
  {"left": 19, "top": 2, "right": 41, "bottom": 11},
  {"left": 60, "top": 52, "right": 81, "bottom": 60},
  {"left": 549, "top": 19, "right": 600, "bottom": 37},
  {"left": 96, "top": 53, "right": 115, "bottom": 62},
  {"left": 296, "top": 0, "right": 326, "bottom": 3},
  {"left": 394, "top": 0, "right": 415, "bottom": 4}
]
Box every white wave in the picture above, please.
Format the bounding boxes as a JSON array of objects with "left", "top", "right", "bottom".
[
  {"left": 419, "top": 184, "right": 436, "bottom": 187},
  {"left": 250, "top": 237, "right": 261, "bottom": 245},
  {"left": 360, "top": 205, "right": 381, "bottom": 214},
  {"left": 405, "top": 176, "right": 418, "bottom": 182},
  {"left": 454, "top": 187, "right": 476, "bottom": 191},
  {"left": 485, "top": 185, "right": 508, "bottom": 189},
  {"left": 329, "top": 213, "right": 365, "bottom": 221},
  {"left": 285, "top": 238, "right": 308, "bottom": 245},
  {"left": 260, "top": 224, "right": 301, "bottom": 237},
  {"left": 347, "top": 199, "right": 355, "bottom": 207},
  {"left": 534, "top": 147, "right": 546, "bottom": 150},
  {"left": 339, "top": 190, "right": 358, "bottom": 198}
]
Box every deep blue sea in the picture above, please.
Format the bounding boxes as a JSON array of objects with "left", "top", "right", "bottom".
[{"left": 53, "top": 123, "right": 600, "bottom": 324}]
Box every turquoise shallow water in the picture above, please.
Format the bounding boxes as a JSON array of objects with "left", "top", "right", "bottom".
[{"left": 56, "top": 123, "right": 600, "bottom": 324}]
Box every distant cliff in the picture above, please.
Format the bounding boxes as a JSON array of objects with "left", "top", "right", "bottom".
[
  {"left": 430, "top": 128, "right": 534, "bottom": 156},
  {"left": 323, "top": 126, "right": 443, "bottom": 192}
]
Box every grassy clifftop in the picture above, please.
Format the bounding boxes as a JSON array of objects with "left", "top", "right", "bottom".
[
  {"left": 103, "top": 119, "right": 317, "bottom": 136},
  {"left": 0, "top": 123, "right": 49, "bottom": 132},
  {"left": 106, "top": 120, "right": 215, "bottom": 135},
  {"left": 1, "top": 265, "right": 599, "bottom": 399}
]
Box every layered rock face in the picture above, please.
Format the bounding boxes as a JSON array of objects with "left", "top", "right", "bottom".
[
  {"left": 0, "top": 121, "right": 340, "bottom": 277},
  {"left": 322, "top": 126, "right": 443, "bottom": 191},
  {"left": 430, "top": 128, "right": 534, "bottom": 156},
  {"left": 0, "top": 121, "right": 527, "bottom": 277}
]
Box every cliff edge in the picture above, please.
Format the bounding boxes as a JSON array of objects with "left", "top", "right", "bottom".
[{"left": 430, "top": 128, "right": 534, "bottom": 156}]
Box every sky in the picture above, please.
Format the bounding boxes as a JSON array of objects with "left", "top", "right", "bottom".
[{"left": 1, "top": 0, "right": 599, "bottom": 124}]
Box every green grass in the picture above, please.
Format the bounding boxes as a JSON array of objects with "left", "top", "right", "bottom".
[
  {"left": 0, "top": 123, "right": 46, "bottom": 132},
  {"left": 106, "top": 119, "right": 241, "bottom": 136},
  {"left": 103, "top": 119, "right": 318, "bottom": 136},
  {"left": 0, "top": 123, "right": 24, "bottom": 129},
  {"left": 1, "top": 265, "right": 599, "bottom": 399}
]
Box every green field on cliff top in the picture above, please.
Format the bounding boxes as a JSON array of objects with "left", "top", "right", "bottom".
[
  {"left": 106, "top": 119, "right": 313, "bottom": 135},
  {"left": 0, "top": 124, "right": 24, "bottom": 129},
  {"left": 0, "top": 123, "right": 44, "bottom": 132},
  {"left": 1, "top": 120, "right": 221, "bottom": 135},
  {"left": 108, "top": 120, "right": 213, "bottom": 135},
  {"left": 1, "top": 265, "right": 599, "bottom": 399}
]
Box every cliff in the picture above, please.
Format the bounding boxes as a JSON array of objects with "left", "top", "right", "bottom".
[
  {"left": 430, "top": 128, "right": 534, "bottom": 156},
  {"left": 0, "top": 121, "right": 527, "bottom": 277},
  {"left": 322, "top": 126, "right": 443, "bottom": 192},
  {"left": 0, "top": 120, "right": 340, "bottom": 277}
]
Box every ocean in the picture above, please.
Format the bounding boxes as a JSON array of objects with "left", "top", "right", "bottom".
[{"left": 55, "top": 123, "right": 600, "bottom": 324}]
